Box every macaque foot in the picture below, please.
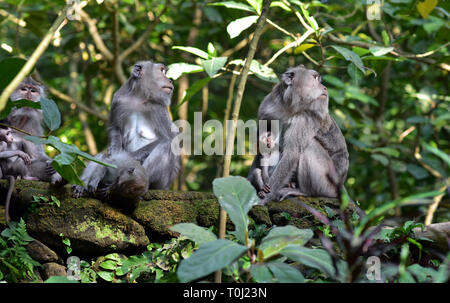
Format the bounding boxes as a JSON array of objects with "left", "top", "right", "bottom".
[
  {"left": 72, "top": 185, "right": 86, "bottom": 198},
  {"left": 50, "top": 173, "right": 63, "bottom": 185},
  {"left": 276, "top": 188, "right": 307, "bottom": 201}
]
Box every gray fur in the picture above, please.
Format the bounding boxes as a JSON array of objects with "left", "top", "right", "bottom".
[
  {"left": 5, "top": 77, "right": 62, "bottom": 184},
  {"left": 80, "top": 61, "right": 180, "bottom": 194},
  {"left": 249, "top": 65, "right": 349, "bottom": 205}
]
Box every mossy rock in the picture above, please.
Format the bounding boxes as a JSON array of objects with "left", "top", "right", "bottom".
[
  {"left": 0, "top": 179, "right": 350, "bottom": 255},
  {"left": 26, "top": 197, "right": 149, "bottom": 254}
]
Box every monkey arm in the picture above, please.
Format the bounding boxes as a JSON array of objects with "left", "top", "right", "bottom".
[{"left": 0, "top": 150, "right": 28, "bottom": 159}]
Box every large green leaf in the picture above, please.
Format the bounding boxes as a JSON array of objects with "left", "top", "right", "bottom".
[
  {"left": 169, "top": 223, "right": 217, "bottom": 246},
  {"left": 166, "top": 63, "right": 204, "bottom": 80},
  {"left": 267, "top": 262, "right": 305, "bottom": 283},
  {"left": 212, "top": 176, "right": 259, "bottom": 244},
  {"left": 259, "top": 226, "right": 313, "bottom": 260},
  {"left": 177, "top": 239, "right": 248, "bottom": 282},
  {"left": 331, "top": 45, "right": 366, "bottom": 73},
  {"left": 201, "top": 57, "right": 228, "bottom": 78},
  {"left": 227, "top": 16, "right": 259, "bottom": 39},
  {"left": 250, "top": 264, "right": 274, "bottom": 282},
  {"left": 40, "top": 98, "right": 61, "bottom": 131},
  {"left": 0, "top": 99, "right": 41, "bottom": 119},
  {"left": 0, "top": 58, "right": 27, "bottom": 92},
  {"left": 280, "top": 246, "right": 336, "bottom": 278}
]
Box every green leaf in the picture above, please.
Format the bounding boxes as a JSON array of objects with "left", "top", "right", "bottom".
[
  {"left": 201, "top": 57, "right": 228, "bottom": 78},
  {"left": 250, "top": 264, "right": 274, "bottom": 282},
  {"left": 423, "top": 142, "right": 450, "bottom": 167},
  {"left": 407, "top": 264, "right": 436, "bottom": 283},
  {"left": 407, "top": 164, "right": 429, "bottom": 179},
  {"left": 177, "top": 77, "right": 213, "bottom": 110},
  {"left": 369, "top": 46, "right": 394, "bottom": 56},
  {"left": 0, "top": 58, "right": 27, "bottom": 92},
  {"left": 99, "top": 260, "right": 117, "bottom": 270},
  {"left": 97, "top": 271, "right": 114, "bottom": 282},
  {"left": 347, "top": 63, "right": 363, "bottom": 85},
  {"left": 52, "top": 161, "right": 83, "bottom": 186},
  {"left": 371, "top": 154, "right": 389, "bottom": 166},
  {"left": 246, "top": 0, "right": 262, "bottom": 14},
  {"left": 227, "top": 16, "right": 259, "bottom": 39},
  {"left": 169, "top": 223, "right": 217, "bottom": 246},
  {"left": 207, "top": 42, "right": 217, "bottom": 57},
  {"left": 345, "top": 86, "right": 378, "bottom": 105},
  {"left": 323, "top": 75, "right": 345, "bottom": 88},
  {"left": 373, "top": 147, "right": 400, "bottom": 157},
  {"left": 259, "top": 226, "right": 313, "bottom": 260},
  {"left": 331, "top": 45, "right": 366, "bottom": 73},
  {"left": 209, "top": 1, "right": 256, "bottom": 13},
  {"left": 0, "top": 99, "right": 41, "bottom": 119},
  {"left": 281, "top": 246, "right": 335, "bottom": 278},
  {"left": 355, "top": 190, "right": 444, "bottom": 237},
  {"left": 250, "top": 60, "right": 279, "bottom": 83},
  {"left": 166, "top": 63, "right": 203, "bottom": 80},
  {"left": 298, "top": 2, "right": 319, "bottom": 30},
  {"left": 381, "top": 30, "right": 390, "bottom": 46},
  {"left": 44, "top": 276, "right": 79, "bottom": 283},
  {"left": 213, "top": 176, "right": 259, "bottom": 244},
  {"left": 267, "top": 263, "right": 305, "bottom": 283},
  {"left": 40, "top": 98, "right": 61, "bottom": 131},
  {"left": 172, "top": 46, "right": 210, "bottom": 60},
  {"left": 177, "top": 239, "right": 248, "bottom": 282}
]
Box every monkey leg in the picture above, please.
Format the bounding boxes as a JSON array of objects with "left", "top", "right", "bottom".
[{"left": 142, "top": 141, "right": 179, "bottom": 189}]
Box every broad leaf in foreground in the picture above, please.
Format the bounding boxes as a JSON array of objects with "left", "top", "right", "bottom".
[
  {"left": 177, "top": 239, "right": 248, "bottom": 282},
  {"left": 169, "top": 223, "right": 217, "bottom": 246},
  {"left": 213, "top": 176, "right": 259, "bottom": 244}
]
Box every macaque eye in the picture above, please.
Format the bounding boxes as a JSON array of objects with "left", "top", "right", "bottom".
[
  {"left": 161, "top": 66, "right": 167, "bottom": 75},
  {"left": 20, "top": 88, "right": 27, "bottom": 92},
  {"left": 314, "top": 74, "right": 321, "bottom": 82},
  {"left": 31, "top": 89, "right": 37, "bottom": 93}
]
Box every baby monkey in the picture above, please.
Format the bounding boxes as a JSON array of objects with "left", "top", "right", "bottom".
[
  {"left": 252, "top": 131, "right": 280, "bottom": 198},
  {"left": 0, "top": 122, "right": 37, "bottom": 180},
  {"left": 0, "top": 121, "right": 38, "bottom": 223}
]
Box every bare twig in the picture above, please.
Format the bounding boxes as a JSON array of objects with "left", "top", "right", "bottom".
[{"left": 80, "top": 9, "right": 114, "bottom": 61}]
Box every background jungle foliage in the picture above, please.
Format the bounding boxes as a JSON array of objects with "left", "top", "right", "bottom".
[{"left": 0, "top": 0, "right": 448, "bottom": 245}]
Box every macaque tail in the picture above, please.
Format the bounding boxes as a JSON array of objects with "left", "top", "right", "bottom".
[{"left": 5, "top": 175, "right": 14, "bottom": 224}]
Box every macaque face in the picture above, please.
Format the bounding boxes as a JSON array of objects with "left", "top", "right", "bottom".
[
  {"left": 0, "top": 128, "right": 13, "bottom": 143},
  {"left": 133, "top": 61, "right": 174, "bottom": 103},
  {"left": 282, "top": 65, "right": 328, "bottom": 107},
  {"left": 16, "top": 84, "right": 41, "bottom": 102}
]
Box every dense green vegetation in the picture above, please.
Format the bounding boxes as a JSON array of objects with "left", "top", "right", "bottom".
[{"left": 0, "top": 0, "right": 448, "bottom": 283}]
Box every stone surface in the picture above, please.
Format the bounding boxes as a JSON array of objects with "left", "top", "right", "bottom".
[
  {"left": 41, "top": 262, "right": 67, "bottom": 280},
  {"left": 26, "top": 240, "right": 61, "bottom": 263},
  {"left": 0, "top": 180, "right": 343, "bottom": 255}
]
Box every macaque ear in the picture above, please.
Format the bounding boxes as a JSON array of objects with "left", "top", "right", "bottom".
[
  {"left": 282, "top": 71, "right": 295, "bottom": 86},
  {"left": 132, "top": 65, "right": 143, "bottom": 78}
]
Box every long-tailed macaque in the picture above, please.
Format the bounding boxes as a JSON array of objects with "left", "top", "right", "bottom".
[
  {"left": 8, "top": 76, "right": 62, "bottom": 184},
  {"left": 249, "top": 65, "right": 349, "bottom": 205}
]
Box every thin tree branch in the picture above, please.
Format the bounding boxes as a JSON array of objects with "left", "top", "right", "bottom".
[
  {"left": 80, "top": 9, "right": 114, "bottom": 61},
  {"left": 118, "top": 1, "right": 168, "bottom": 62},
  {"left": 216, "top": 0, "right": 272, "bottom": 283},
  {"left": 0, "top": 6, "right": 69, "bottom": 111}
]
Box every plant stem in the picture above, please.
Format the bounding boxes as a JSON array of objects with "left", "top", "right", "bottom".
[{"left": 215, "top": 0, "right": 272, "bottom": 283}]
